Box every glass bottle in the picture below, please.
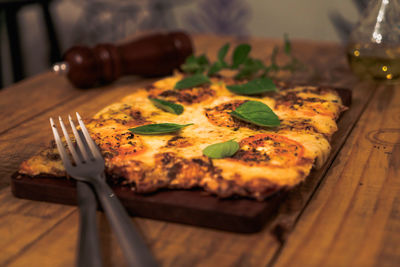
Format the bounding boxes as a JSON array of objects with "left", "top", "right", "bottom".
[{"left": 347, "top": 0, "right": 400, "bottom": 81}]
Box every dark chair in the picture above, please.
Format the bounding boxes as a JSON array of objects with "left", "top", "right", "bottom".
[{"left": 0, "top": 0, "right": 61, "bottom": 88}]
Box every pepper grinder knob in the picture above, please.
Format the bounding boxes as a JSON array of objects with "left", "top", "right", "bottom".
[
  {"left": 53, "top": 62, "right": 69, "bottom": 74},
  {"left": 55, "top": 32, "right": 193, "bottom": 88}
]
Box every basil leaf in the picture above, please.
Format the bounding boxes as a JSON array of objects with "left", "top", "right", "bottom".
[
  {"left": 149, "top": 98, "right": 184, "bottom": 115},
  {"left": 181, "top": 54, "right": 210, "bottom": 74},
  {"left": 284, "top": 33, "right": 291, "bottom": 55},
  {"left": 227, "top": 77, "right": 276, "bottom": 95},
  {"left": 208, "top": 61, "right": 224, "bottom": 76},
  {"left": 174, "top": 74, "right": 211, "bottom": 89},
  {"left": 231, "top": 44, "right": 251, "bottom": 69},
  {"left": 218, "top": 43, "right": 230, "bottom": 62},
  {"left": 129, "top": 123, "right": 193, "bottom": 135},
  {"left": 230, "top": 101, "right": 280, "bottom": 127},
  {"left": 203, "top": 140, "right": 239, "bottom": 159},
  {"left": 180, "top": 55, "right": 199, "bottom": 73},
  {"left": 234, "top": 58, "right": 266, "bottom": 80},
  {"left": 197, "top": 54, "right": 210, "bottom": 65}
]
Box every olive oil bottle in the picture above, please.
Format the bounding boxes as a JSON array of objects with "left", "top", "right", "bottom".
[
  {"left": 347, "top": 0, "right": 400, "bottom": 82},
  {"left": 347, "top": 44, "right": 400, "bottom": 81}
]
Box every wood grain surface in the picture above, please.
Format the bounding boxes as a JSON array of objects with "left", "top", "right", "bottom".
[{"left": 0, "top": 34, "right": 398, "bottom": 267}]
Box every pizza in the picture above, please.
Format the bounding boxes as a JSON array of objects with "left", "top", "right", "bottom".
[{"left": 18, "top": 73, "right": 347, "bottom": 200}]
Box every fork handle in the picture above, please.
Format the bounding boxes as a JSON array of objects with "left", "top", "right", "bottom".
[
  {"left": 91, "top": 175, "right": 158, "bottom": 267},
  {"left": 76, "top": 181, "right": 102, "bottom": 267}
]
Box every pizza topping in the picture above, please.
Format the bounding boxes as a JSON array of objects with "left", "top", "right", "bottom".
[
  {"left": 149, "top": 98, "right": 184, "bottom": 115},
  {"left": 203, "top": 140, "right": 239, "bottom": 159},
  {"left": 232, "top": 133, "right": 306, "bottom": 167},
  {"left": 127, "top": 110, "right": 150, "bottom": 126},
  {"left": 45, "top": 148, "right": 61, "bottom": 161},
  {"left": 129, "top": 123, "right": 193, "bottom": 135},
  {"left": 226, "top": 77, "right": 277, "bottom": 95},
  {"left": 174, "top": 74, "right": 210, "bottom": 89},
  {"left": 154, "top": 152, "right": 218, "bottom": 188},
  {"left": 205, "top": 100, "right": 250, "bottom": 128},
  {"left": 206, "top": 100, "right": 281, "bottom": 129},
  {"left": 275, "top": 90, "right": 339, "bottom": 118},
  {"left": 148, "top": 85, "right": 216, "bottom": 105},
  {"left": 106, "top": 159, "right": 147, "bottom": 185},
  {"left": 165, "top": 136, "right": 193, "bottom": 148},
  {"left": 92, "top": 131, "right": 146, "bottom": 159},
  {"left": 230, "top": 101, "right": 280, "bottom": 127},
  {"left": 277, "top": 118, "right": 320, "bottom": 134},
  {"left": 92, "top": 107, "right": 150, "bottom": 127}
]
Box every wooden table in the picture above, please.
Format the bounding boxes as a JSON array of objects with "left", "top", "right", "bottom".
[{"left": 0, "top": 35, "right": 399, "bottom": 267}]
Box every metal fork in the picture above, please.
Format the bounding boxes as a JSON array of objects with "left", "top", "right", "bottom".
[{"left": 50, "top": 113, "right": 158, "bottom": 267}]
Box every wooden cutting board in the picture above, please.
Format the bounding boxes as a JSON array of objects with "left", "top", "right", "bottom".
[{"left": 11, "top": 89, "right": 353, "bottom": 233}]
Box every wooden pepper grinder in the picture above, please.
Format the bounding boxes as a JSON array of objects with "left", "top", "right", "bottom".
[{"left": 53, "top": 32, "right": 193, "bottom": 88}]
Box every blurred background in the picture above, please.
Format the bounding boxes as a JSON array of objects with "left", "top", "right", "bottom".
[{"left": 0, "top": 0, "right": 365, "bottom": 88}]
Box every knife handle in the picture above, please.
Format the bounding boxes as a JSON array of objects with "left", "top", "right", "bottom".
[{"left": 57, "top": 32, "right": 193, "bottom": 88}]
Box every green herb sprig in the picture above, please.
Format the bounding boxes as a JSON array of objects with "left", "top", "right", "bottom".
[
  {"left": 231, "top": 44, "right": 252, "bottom": 69},
  {"left": 181, "top": 34, "right": 301, "bottom": 77},
  {"left": 203, "top": 140, "right": 239, "bottom": 159},
  {"left": 129, "top": 123, "right": 193, "bottom": 135},
  {"left": 174, "top": 74, "right": 210, "bottom": 90},
  {"left": 226, "top": 77, "right": 276, "bottom": 95},
  {"left": 180, "top": 54, "right": 210, "bottom": 74},
  {"left": 208, "top": 43, "right": 230, "bottom": 75},
  {"left": 149, "top": 98, "right": 184, "bottom": 115},
  {"left": 177, "top": 34, "right": 302, "bottom": 90}
]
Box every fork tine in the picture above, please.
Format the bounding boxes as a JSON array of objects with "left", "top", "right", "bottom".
[
  {"left": 59, "top": 116, "right": 81, "bottom": 165},
  {"left": 50, "top": 118, "right": 71, "bottom": 168},
  {"left": 76, "top": 112, "right": 103, "bottom": 160},
  {"left": 69, "top": 115, "right": 91, "bottom": 162}
]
